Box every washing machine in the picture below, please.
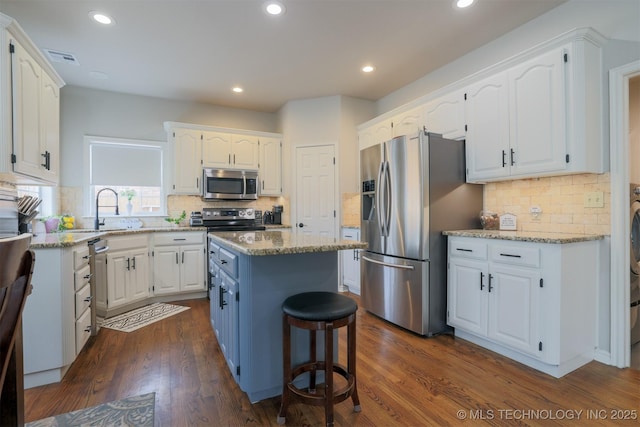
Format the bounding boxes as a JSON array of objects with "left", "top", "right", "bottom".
[{"left": 629, "top": 185, "right": 640, "bottom": 345}]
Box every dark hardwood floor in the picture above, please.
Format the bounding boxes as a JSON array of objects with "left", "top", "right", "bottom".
[{"left": 24, "top": 296, "right": 640, "bottom": 426}]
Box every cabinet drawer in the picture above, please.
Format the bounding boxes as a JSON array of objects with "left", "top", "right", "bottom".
[
  {"left": 74, "top": 264, "right": 91, "bottom": 291},
  {"left": 155, "top": 232, "right": 204, "bottom": 246},
  {"left": 106, "top": 235, "right": 148, "bottom": 251},
  {"left": 219, "top": 247, "right": 238, "bottom": 278},
  {"left": 75, "top": 308, "right": 92, "bottom": 355},
  {"left": 209, "top": 240, "right": 221, "bottom": 259},
  {"left": 490, "top": 244, "right": 540, "bottom": 268},
  {"left": 449, "top": 238, "right": 487, "bottom": 260},
  {"left": 73, "top": 245, "right": 90, "bottom": 269},
  {"left": 75, "top": 283, "right": 92, "bottom": 320}
]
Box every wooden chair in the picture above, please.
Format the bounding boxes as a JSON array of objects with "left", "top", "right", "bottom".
[{"left": 0, "top": 234, "right": 35, "bottom": 426}]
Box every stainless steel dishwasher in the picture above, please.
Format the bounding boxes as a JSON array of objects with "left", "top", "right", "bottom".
[{"left": 87, "top": 237, "right": 108, "bottom": 335}]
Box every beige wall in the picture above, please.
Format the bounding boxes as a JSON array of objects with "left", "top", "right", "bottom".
[{"left": 484, "top": 173, "right": 611, "bottom": 235}]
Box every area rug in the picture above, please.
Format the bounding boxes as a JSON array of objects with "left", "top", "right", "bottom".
[
  {"left": 100, "top": 303, "right": 190, "bottom": 333},
  {"left": 25, "top": 392, "right": 155, "bottom": 427}
]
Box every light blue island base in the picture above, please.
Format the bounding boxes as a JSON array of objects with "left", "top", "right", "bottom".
[
  {"left": 208, "top": 230, "right": 367, "bottom": 403},
  {"left": 238, "top": 251, "right": 338, "bottom": 403}
]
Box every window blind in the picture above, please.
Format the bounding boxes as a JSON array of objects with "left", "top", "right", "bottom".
[{"left": 90, "top": 142, "right": 162, "bottom": 187}]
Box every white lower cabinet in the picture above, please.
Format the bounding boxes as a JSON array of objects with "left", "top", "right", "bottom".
[
  {"left": 341, "top": 228, "right": 361, "bottom": 295},
  {"left": 447, "top": 235, "right": 600, "bottom": 377},
  {"left": 103, "top": 235, "right": 150, "bottom": 312},
  {"left": 23, "top": 244, "right": 89, "bottom": 388},
  {"left": 152, "top": 231, "right": 206, "bottom": 295}
]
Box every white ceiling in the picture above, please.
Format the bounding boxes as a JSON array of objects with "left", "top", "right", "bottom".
[{"left": 0, "top": 0, "right": 567, "bottom": 113}]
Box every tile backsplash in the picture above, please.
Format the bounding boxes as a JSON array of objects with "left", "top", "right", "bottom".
[
  {"left": 59, "top": 186, "right": 289, "bottom": 229},
  {"left": 484, "top": 172, "right": 611, "bottom": 235},
  {"left": 342, "top": 192, "right": 360, "bottom": 227}
]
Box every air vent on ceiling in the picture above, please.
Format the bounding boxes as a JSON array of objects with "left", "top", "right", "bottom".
[{"left": 43, "top": 49, "right": 80, "bottom": 66}]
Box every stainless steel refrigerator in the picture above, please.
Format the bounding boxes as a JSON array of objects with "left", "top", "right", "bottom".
[{"left": 360, "top": 131, "right": 482, "bottom": 336}]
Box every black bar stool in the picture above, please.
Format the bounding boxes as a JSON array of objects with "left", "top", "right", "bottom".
[{"left": 277, "top": 291, "right": 360, "bottom": 427}]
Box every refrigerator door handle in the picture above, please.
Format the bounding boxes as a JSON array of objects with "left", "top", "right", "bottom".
[
  {"left": 384, "top": 160, "right": 392, "bottom": 234},
  {"left": 361, "top": 255, "right": 415, "bottom": 270},
  {"left": 376, "top": 161, "right": 385, "bottom": 236}
]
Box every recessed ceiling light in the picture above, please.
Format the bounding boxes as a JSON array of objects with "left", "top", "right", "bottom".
[
  {"left": 264, "top": 1, "right": 285, "bottom": 16},
  {"left": 362, "top": 65, "right": 375, "bottom": 73},
  {"left": 89, "top": 11, "right": 115, "bottom": 25},
  {"left": 456, "top": 0, "right": 475, "bottom": 8},
  {"left": 232, "top": 87, "right": 244, "bottom": 93}
]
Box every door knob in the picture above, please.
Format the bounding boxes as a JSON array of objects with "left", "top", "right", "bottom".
[{"left": 298, "top": 223, "right": 304, "bottom": 228}]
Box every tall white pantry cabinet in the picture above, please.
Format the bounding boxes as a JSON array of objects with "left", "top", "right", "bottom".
[{"left": 0, "top": 13, "right": 64, "bottom": 185}]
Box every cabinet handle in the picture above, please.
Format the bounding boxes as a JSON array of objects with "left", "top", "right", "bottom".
[
  {"left": 47, "top": 151, "right": 51, "bottom": 170},
  {"left": 83, "top": 254, "right": 91, "bottom": 260},
  {"left": 499, "top": 253, "right": 521, "bottom": 258},
  {"left": 182, "top": 252, "right": 185, "bottom": 263},
  {"left": 510, "top": 148, "right": 515, "bottom": 166},
  {"left": 84, "top": 273, "right": 92, "bottom": 280},
  {"left": 233, "top": 154, "right": 236, "bottom": 164},
  {"left": 41, "top": 152, "right": 48, "bottom": 168},
  {"left": 132, "top": 257, "right": 136, "bottom": 270},
  {"left": 262, "top": 180, "right": 264, "bottom": 190},
  {"left": 456, "top": 248, "right": 472, "bottom": 252},
  {"left": 196, "top": 177, "right": 199, "bottom": 189},
  {"left": 84, "top": 326, "right": 92, "bottom": 333},
  {"left": 488, "top": 274, "right": 494, "bottom": 292},
  {"left": 84, "top": 296, "right": 93, "bottom": 302},
  {"left": 175, "top": 253, "right": 179, "bottom": 264},
  {"left": 220, "top": 259, "right": 227, "bottom": 264},
  {"left": 502, "top": 150, "right": 506, "bottom": 167},
  {"left": 174, "top": 238, "right": 187, "bottom": 241},
  {"left": 228, "top": 154, "right": 231, "bottom": 164},
  {"left": 480, "top": 272, "right": 484, "bottom": 291},
  {"left": 126, "top": 258, "right": 130, "bottom": 270}
]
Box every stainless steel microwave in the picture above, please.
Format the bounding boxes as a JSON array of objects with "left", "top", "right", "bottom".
[{"left": 202, "top": 168, "right": 258, "bottom": 200}]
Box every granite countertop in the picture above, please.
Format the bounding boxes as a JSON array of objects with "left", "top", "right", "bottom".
[
  {"left": 30, "top": 226, "right": 207, "bottom": 249},
  {"left": 264, "top": 224, "right": 292, "bottom": 229},
  {"left": 442, "top": 229, "right": 606, "bottom": 244},
  {"left": 208, "top": 230, "right": 368, "bottom": 256}
]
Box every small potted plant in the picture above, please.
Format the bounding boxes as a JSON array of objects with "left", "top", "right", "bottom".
[
  {"left": 120, "top": 189, "right": 136, "bottom": 216},
  {"left": 165, "top": 210, "right": 187, "bottom": 227}
]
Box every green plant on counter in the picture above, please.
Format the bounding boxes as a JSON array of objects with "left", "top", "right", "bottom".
[
  {"left": 165, "top": 210, "right": 186, "bottom": 225},
  {"left": 120, "top": 189, "right": 136, "bottom": 201}
]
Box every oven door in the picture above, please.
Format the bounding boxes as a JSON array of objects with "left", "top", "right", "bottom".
[{"left": 203, "top": 168, "right": 258, "bottom": 200}]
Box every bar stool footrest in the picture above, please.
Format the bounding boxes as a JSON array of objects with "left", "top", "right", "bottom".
[{"left": 287, "top": 361, "right": 356, "bottom": 407}]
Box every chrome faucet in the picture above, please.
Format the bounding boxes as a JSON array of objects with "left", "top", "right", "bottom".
[{"left": 94, "top": 188, "right": 120, "bottom": 230}]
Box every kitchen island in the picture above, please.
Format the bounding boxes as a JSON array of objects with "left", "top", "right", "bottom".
[{"left": 207, "top": 230, "right": 366, "bottom": 402}]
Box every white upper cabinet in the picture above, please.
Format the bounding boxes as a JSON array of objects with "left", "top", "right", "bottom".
[
  {"left": 202, "top": 131, "right": 259, "bottom": 170},
  {"left": 391, "top": 106, "right": 424, "bottom": 138},
  {"left": 465, "top": 72, "right": 511, "bottom": 181},
  {"left": 202, "top": 131, "right": 231, "bottom": 168},
  {"left": 358, "top": 119, "right": 393, "bottom": 151},
  {"left": 171, "top": 127, "right": 202, "bottom": 195},
  {"left": 230, "top": 134, "right": 259, "bottom": 170},
  {"left": 165, "top": 121, "right": 282, "bottom": 196},
  {"left": 424, "top": 89, "right": 466, "bottom": 140},
  {"left": 465, "top": 29, "right": 605, "bottom": 183},
  {"left": 259, "top": 137, "right": 282, "bottom": 196},
  {"left": 1, "top": 15, "right": 64, "bottom": 184}
]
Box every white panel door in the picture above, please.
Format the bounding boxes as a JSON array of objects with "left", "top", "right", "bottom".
[
  {"left": 448, "top": 258, "right": 488, "bottom": 336},
  {"left": 231, "top": 134, "right": 259, "bottom": 170},
  {"left": 259, "top": 137, "right": 282, "bottom": 195},
  {"left": 392, "top": 106, "right": 424, "bottom": 138},
  {"left": 40, "top": 71, "right": 60, "bottom": 183},
  {"left": 153, "top": 247, "right": 180, "bottom": 295},
  {"left": 173, "top": 128, "right": 202, "bottom": 194},
  {"left": 181, "top": 245, "right": 205, "bottom": 291},
  {"left": 295, "top": 145, "right": 336, "bottom": 236},
  {"left": 129, "top": 248, "right": 150, "bottom": 302}
]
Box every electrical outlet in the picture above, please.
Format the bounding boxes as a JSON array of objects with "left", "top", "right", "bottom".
[{"left": 584, "top": 191, "right": 604, "bottom": 208}]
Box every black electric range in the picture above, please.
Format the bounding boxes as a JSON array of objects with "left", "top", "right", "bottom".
[{"left": 191, "top": 207, "right": 266, "bottom": 232}]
